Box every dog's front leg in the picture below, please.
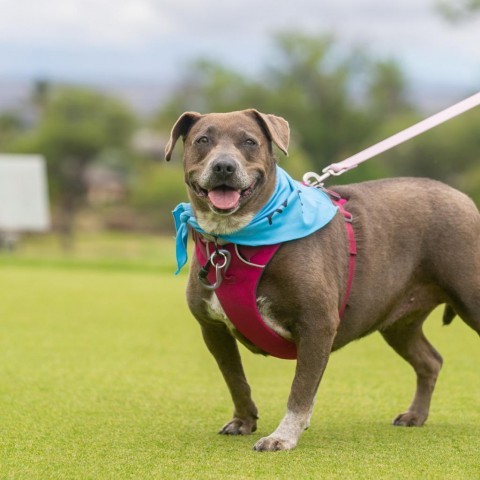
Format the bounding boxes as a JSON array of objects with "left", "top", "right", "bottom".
[
  {"left": 200, "top": 322, "right": 258, "bottom": 435},
  {"left": 254, "top": 321, "right": 336, "bottom": 452}
]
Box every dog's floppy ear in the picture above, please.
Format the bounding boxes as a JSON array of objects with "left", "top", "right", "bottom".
[
  {"left": 248, "top": 110, "right": 290, "bottom": 156},
  {"left": 165, "top": 112, "right": 202, "bottom": 161}
]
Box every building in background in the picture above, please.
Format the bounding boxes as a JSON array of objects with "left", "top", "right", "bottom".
[{"left": 0, "top": 154, "right": 50, "bottom": 249}]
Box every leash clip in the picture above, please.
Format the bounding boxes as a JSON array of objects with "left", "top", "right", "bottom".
[
  {"left": 303, "top": 167, "right": 349, "bottom": 189},
  {"left": 303, "top": 171, "right": 329, "bottom": 188},
  {"left": 198, "top": 248, "right": 231, "bottom": 290}
]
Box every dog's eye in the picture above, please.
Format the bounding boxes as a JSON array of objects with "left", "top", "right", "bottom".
[
  {"left": 244, "top": 138, "right": 257, "bottom": 147},
  {"left": 196, "top": 136, "right": 209, "bottom": 145}
]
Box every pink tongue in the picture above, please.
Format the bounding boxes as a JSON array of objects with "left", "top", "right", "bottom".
[{"left": 208, "top": 188, "right": 241, "bottom": 210}]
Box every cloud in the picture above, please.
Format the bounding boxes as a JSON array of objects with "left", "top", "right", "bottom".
[
  {"left": 0, "top": 0, "right": 477, "bottom": 89},
  {"left": 0, "top": 0, "right": 173, "bottom": 47},
  {"left": 0, "top": 0, "right": 478, "bottom": 54}
]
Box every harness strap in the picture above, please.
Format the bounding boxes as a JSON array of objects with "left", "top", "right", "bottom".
[{"left": 332, "top": 198, "right": 357, "bottom": 317}]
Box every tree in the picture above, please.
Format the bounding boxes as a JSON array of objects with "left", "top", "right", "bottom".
[
  {"left": 262, "top": 33, "right": 366, "bottom": 168},
  {"left": 156, "top": 59, "right": 269, "bottom": 129},
  {"left": 262, "top": 34, "right": 412, "bottom": 177},
  {"left": 0, "top": 112, "right": 24, "bottom": 149},
  {"left": 12, "top": 86, "right": 136, "bottom": 246},
  {"left": 437, "top": 0, "right": 480, "bottom": 21},
  {"left": 366, "top": 59, "right": 413, "bottom": 120}
]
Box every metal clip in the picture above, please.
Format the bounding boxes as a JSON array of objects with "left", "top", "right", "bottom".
[
  {"left": 198, "top": 249, "right": 231, "bottom": 291},
  {"left": 302, "top": 169, "right": 337, "bottom": 188},
  {"left": 303, "top": 171, "right": 328, "bottom": 188},
  {"left": 303, "top": 166, "right": 350, "bottom": 189}
]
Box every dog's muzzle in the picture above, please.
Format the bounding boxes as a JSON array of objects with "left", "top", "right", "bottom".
[{"left": 193, "top": 156, "right": 256, "bottom": 213}]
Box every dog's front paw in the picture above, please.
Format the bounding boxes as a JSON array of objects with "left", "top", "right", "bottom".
[
  {"left": 219, "top": 417, "right": 257, "bottom": 435},
  {"left": 393, "top": 411, "right": 426, "bottom": 427},
  {"left": 253, "top": 435, "right": 296, "bottom": 452}
]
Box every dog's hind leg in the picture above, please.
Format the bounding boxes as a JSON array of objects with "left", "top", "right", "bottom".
[
  {"left": 431, "top": 195, "right": 480, "bottom": 336},
  {"left": 445, "top": 289, "right": 480, "bottom": 337},
  {"left": 380, "top": 314, "right": 443, "bottom": 427}
]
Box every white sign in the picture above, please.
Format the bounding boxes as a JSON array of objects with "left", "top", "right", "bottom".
[{"left": 0, "top": 154, "right": 51, "bottom": 232}]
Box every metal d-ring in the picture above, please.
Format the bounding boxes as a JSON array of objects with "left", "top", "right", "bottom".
[{"left": 198, "top": 249, "right": 231, "bottom": 291}]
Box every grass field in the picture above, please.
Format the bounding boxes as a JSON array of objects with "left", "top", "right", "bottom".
[{"left": 0, "top": 234, "right": 479, "bottom": 479}]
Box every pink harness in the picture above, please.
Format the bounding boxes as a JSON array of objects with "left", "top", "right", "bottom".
[{"left": 194, "top": 195, "right": 356, "bottom": 360}]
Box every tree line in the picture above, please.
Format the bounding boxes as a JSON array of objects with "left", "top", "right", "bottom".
[{"left": 1, "top": 33, "right": 479, "bottom": 239}]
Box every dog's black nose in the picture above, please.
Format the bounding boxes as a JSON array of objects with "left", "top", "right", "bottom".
[{"left": 211, "top": 157, "right": 237, "bottom": 179}]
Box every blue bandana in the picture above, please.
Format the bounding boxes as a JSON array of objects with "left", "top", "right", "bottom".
[{"left": 172, "top": 166, "right": 337, "bottom": 273}]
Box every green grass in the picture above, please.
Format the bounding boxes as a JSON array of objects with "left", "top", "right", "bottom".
[
  {"left": 0, "top": 235, "right": 479, "bottom": 478},
  {"left": 0, "top": 232, "right": 178, "bottom": 273}
]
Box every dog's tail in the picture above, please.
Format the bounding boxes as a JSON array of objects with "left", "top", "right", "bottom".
[{"left": 442, "top": 304, "right": 456, "bottom": 326}]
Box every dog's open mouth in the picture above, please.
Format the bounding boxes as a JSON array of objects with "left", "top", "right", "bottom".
[
  {"left": 194, "top": 181, "right": 257, "bottom": 213},
  {"left": 208, "top": 187, "right": 241, "bottom": 211}
]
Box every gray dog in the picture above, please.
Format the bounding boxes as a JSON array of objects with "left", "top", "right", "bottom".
[{"left": 165, "top": 109, "right": 480, "bottom": 451}]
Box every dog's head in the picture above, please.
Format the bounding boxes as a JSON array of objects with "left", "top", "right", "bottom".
[{"left": 165, "top": 109, "right": 290, "bottom": 234}]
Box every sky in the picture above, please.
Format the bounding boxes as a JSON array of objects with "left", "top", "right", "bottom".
[{"left": 0, "top": 0, "right": 479, "bottom": 99}]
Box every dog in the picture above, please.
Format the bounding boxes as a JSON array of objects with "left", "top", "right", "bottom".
[{"left": 165, "top": 109, "right": 480, "bottom": 451}]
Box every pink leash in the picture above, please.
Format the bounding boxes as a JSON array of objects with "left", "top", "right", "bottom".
[{"left": 304, "top": 91, "right": 480, "bottom": 186}]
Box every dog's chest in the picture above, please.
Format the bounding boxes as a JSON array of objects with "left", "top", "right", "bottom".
[{"left": 204, "top": 293, "right": 293, "bottom": 342}]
